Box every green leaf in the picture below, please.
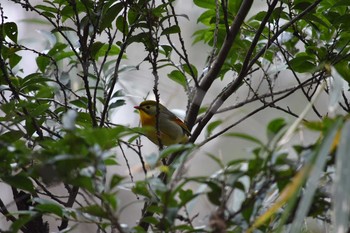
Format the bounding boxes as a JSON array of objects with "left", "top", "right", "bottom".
[
  {"left": 59, "top": 4, "right": 74, "bottom": 22},
  {"left": 93, "top": 44, "right": 122, "bottom": 58},
  {"left": 54, "top": 51, "right": 75, "bottom": 61},
  {"left": 116, "top": 15, "right": 128, "bottom": 34},
  {"left": 302, "top": 120, "right": 324, "bottom": 131},
  {"left": 305, "top": 13, "right": 331, "bottom": 28},
  {"left": 35, "top": 4, "right": 58, "bottom": 14},
  {"left": 159, "top": 144, "right": 194, "bottom": 159},
  {"left": 293, "top": 1, "right": 313, "bottom": 11},
  {"left": 198, "top": 106, "right": 208, "bottom": 115},
  {"left": 141, "top": 216, "right": 159, "bottom": 225},
  {"left": 197, "top": 9, "right": 216, "bottom": 25},
  {"left": 267, "top": 118, "right": 286, "bottom": 140},
  {"left": 205, "top": 153, "right": 225, "bottom": 168},
  {"left": 242, "top": 198, "right": 254, "bottom": 222},
  {"left": 51, "top": 26, "right": 76, "bottom": 33},
  {"left": 34, "top": 198, "right": 64, "bottom": 217},
  {"left": 36, "top": 55, "right": 51, "bottom": 73},
  {"left": 247, "top": 155, "right": 264, "bottom": 177},
  {"left": 334, "top": 61, "right": 350, "bottom": 84},
  {"left": 0, "top": 130, "right": 24, "bottom": 143},
  {"left": 41, "top": 11, "right": 56, "bottom": 19},
  {"left": 104, "top": 157, "right": 118, "bottom": 166},
  {"left": 132, "top": 181, "right": 152, "bottom": 198},
  {"left": 206, "top": 120, "right": 222, "bottom": 138},
  {"left": 165, "top": 207, "right": 178, "bottom": 224},
  {"left": 127, "top": 32, "right": 148, "bottom": 45},
  {"left": 76, "top": 112, "right": 92, "bottom": 127},
  {"left": 228, "top": 0, "right": 243, "bottom": 14},
  {"left": 289, "top": 54, "right": 317, "bottom": 73},
  {"left": 25, "top": 117, "right": 35, "bottom": 137},
  {"left": 100, "top": 2, "right": 123, "bottom": 31},
  {"left": 160, "top": 44, "right": 173, "bottom": 57},
  {"left": 70, "top": 97, "right": 88, "bottom": 108},
  {"left": 101, "top": 192, "right": 118, "bottom": 210},
  {"left": 79, "top": 126, "right": 129, "bottom": 149},
  {"left": 147, "top": 205, "right": 163, "bottom": 214},
  {"left": 71, "top": 176, "right": 94, "bottom": 192},
  {"left": 193, "top": 0, "right": 215, "bottom": 9},
  {"left": 10, "top": 214, "right": 35, "bottom": 233},
  {"left": 36, "top": 85, "right": 54, "bottom": 98},
  {"left": 111, "top": 89, "right": 124, "bottom": 99},
  {"left": 91, "top": 41, "right": 105, "bottom": 59},
  {"left": 183, "top": 63, "right": 198, "bottom": 79},
  {"left": 250, "top": 11, "right": 267, "bottom": 22},
  {"left": 128, "top": 7, "right": 138, "bottom": 24},
  {"left": 225, "top": 132, "right": 263, "bottom": 146},
  {"left": 8, "top": 49, "right": 21, "bottom": 68},
  {"left": 179, "top": 189, "right": 195, "bottom": 206},
  {"left": 334, "top": 0, "right": 350, "bottom": 7},
  {"left": 206, "top": 181, "right": 221, "bottom": 206},
  {"left": 167, "top": 70, "right": 187, "bottom": 88},
  {"left": 109, "top": 99, "right": 125, "bottom": 110},
  {"left": 29, "top": 103, "right": 50, "bottom": 117},
  {"left": 20, "top": 73, "right": 50, "bottom": 91},
  {"left": 80, "top": 204, "right": 108, "bottom": 218},
  {"left": 161, "top": 25, "right": 180, "bottom": 36},
  {"left": 2, "top": 174, "right": 35, "bottom": 193},
  {"left": 109, "top": 174, "right": 123, "bottom": 190},
  {"left": 4, "top": 22, "right": 18, "bottom": 42},
  {"left": 48, "top": 43, "right": 68, "bottom": 56}
]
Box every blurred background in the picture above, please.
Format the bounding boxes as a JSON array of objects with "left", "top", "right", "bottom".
[{"left": 1, "top": 0, "right": 333, "bottom": 232}]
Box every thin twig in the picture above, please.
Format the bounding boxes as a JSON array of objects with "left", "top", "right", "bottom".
[{"left": 198, "top": 74, "right": 325, "bottom": 147}]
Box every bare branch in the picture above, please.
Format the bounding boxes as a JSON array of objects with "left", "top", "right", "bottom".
[
  {"left": 185, "top": 0, "right": 254, "bottom": 131},
  {"left": 189, "top": 0, "right": 278, "bottom": 142}
]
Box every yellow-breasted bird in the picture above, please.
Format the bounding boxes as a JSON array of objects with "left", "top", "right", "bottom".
[{"left": 134, "top": 100, "right": 191, "bottom": 146}]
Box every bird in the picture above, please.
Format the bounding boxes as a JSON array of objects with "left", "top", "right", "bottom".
[{"left": 134, "top": 100, "right": 191, "bottom": 146}]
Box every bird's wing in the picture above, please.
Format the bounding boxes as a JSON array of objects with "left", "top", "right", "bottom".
[
  {"left": 162, "top": 107, "right": 191, "bottom": 136},
  {"left": 173, "top": 117, "right": 191, "bottom": 136}
]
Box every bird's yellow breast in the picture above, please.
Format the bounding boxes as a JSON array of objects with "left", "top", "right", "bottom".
[{"left": 139, "top": 111, "right": 156, "bottom": 127}]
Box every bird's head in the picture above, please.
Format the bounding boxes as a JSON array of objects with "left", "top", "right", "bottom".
[{"left": 134, "top": 100, "right": 165, "bottom": 116}]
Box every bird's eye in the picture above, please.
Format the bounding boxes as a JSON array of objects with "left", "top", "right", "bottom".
[{"left": 146, "top": 106, "right": 150, "bottom": 109}]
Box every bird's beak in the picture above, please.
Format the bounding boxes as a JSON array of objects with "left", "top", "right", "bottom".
[{"left": 134, "top": 105, "right": 140, "bottom": 110}]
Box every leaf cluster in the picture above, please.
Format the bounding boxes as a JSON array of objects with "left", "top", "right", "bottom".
[{"left": 1, "top": 0, "right": 350, "bottom": 232}]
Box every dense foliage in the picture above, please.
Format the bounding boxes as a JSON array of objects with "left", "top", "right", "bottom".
[{"left": 1, "top": 0, "right": 350, "bottom": 232}]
